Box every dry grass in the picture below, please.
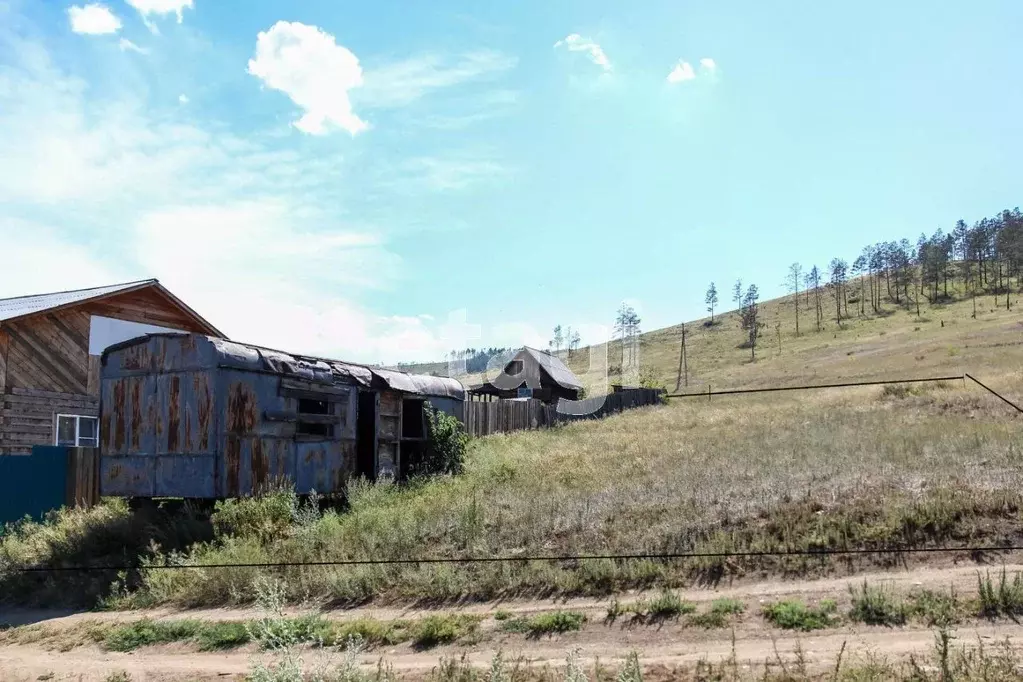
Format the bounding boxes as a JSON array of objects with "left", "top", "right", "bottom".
[{"left": 70, "top": 380, "right": 1018, "bottom": 607}]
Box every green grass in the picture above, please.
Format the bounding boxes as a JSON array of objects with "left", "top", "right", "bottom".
[
  {"left": 194, "top": 621, "right": 251, "bottom": 651},
  {"left": 501, "top": 611, "right": 586, "bottom": 637},
  {"left": 848, "top": 581, "right": 908, "bottom": 626},
  {"left": 688, "top": 597, "right": 746, "bottom": 629},
  {"left": 103, "top": 619, "right": 202, "bottom": 652},
  {"left": 411, "top": 615, "right": 480, "bottom": 649},
  {"left": 761, "top": 599, "right": 839, "bottom": 631}
]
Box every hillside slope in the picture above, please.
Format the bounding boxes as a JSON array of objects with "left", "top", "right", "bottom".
[{"left": 420, "top": 282, "right": 1022, "bottom": 394}]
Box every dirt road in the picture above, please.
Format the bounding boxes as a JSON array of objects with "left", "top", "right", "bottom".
[{"left": 2, "top": 562, "right": 1021, "bottom": 681}]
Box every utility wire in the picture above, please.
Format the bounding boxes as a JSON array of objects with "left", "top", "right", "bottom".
[{"left": 11, "top": 544, "right": 1023, "bottom": 574}]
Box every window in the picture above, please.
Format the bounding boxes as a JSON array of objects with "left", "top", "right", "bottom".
[
  {"left": 505, "top": 360, "right": 523, "bottom": 375},
  {"left": 296, "top": 398, "right": 334, "bottom": 438},
  {"left": 56, "top": 415, "right": 99, "bottom": 447}
]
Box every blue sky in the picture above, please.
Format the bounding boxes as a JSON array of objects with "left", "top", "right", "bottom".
[{"left": 2, "top": 0, "right": 1022, "bottom": 363}]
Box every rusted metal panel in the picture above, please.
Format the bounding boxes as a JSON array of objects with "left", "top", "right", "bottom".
[{"left": 99, "top": 334, "right": 443, "bottom": 498}]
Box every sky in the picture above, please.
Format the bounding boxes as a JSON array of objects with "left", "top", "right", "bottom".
[{"left": 2, "top": 0, "right": 1022, "bottom": 364}]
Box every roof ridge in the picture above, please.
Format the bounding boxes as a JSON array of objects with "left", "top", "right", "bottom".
[{"left": 0, "top": 278, "right": 158, "bottom": 303}]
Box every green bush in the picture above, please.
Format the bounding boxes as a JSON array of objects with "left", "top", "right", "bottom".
[
  {"left": 103, "top": 619, "right": 200, "bottom": 652},
  {"left": 502, "top": 611, "right": 585, "bottom": 637},
  {"left": 415, "top": 406, "right": 469, "bottom": 477},
  {"left": 978, "top": 569, "right": 1023, "bottom": 619},
  {"left": 196, "top": 621, "right": 251, "bottom": 651},
  {"left": 849, "top": 581, "right": 907, "bottom": 626},
  {"left": 762, "top": 599, "right": 838, "bottom": 631},
  {"left": 412, "top": 615, "right": 479, "bottom": 648}
]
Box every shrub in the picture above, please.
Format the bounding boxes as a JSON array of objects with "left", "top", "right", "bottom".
[
  {"left": 103, "top": 619, "right": 200, "bottom": 652},
  {"left": 644, "top": 590, "right": 695, "bottom": 620},
  {"left": 415, "top": 406, "right": 469, "bottom": 477},
  {"left": 978, "top": 569, "right": 1023, "bottom": 619},
  {"left": 502, "top": 611, "right": 586, "bottom": 637},
  {"left": 196, "top": 621, "right": 251, "bottom": 651},
  {"left": 762, "top": 599, "right": 838, "bottom": 631},
  {"left": 211, "top": 485, "right": 299, "bottom": 543},
  {"left": 848, "top": 581, "right": 907, "bottom": 626},
  {"left": 688, "top": 598, "right": 746, "bottom": 629},
  {"left": 907, "top": 588, "right": 963, "bottom": 627},
  {"left": 412, "top": 615, "right": 479, "bottom": 648}
]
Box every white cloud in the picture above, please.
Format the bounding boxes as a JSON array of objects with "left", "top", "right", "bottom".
[
  {"left": 124, "top": 0, "right": 192, "bottom": 23},
  {"left": 247, "top": 21, "right": 367, "bottom": 136},
  {"left": 356, "top": 51, "right": 518, "bottom": 109},
  {"left": 700, "top": 57, "right": 717, "bottom": 72},
  {"left": 388, "top": 156, "right": 507, "bottom": 192},
  {"left": 118, "top": 38, "right": 147, "bottom": 53},
  {"left": 178, "top": 93, "right": 189, "bottom": 104},
  {"left": 68, "top": 4, "right": 122, "bottom": 35},
  {"left": 554, "top": 34, "right": 611, "bottom": 72},
  {"left": 667, "top": 60, "right": 696, "bottom": 83}
]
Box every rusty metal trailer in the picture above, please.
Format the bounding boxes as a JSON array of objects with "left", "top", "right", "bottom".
[{"left": 98, "top": 334, "right": 464, "bottom": 499}]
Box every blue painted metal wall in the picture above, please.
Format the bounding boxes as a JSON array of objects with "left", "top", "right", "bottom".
[
  {"left": 100, "top": 335, "right": 358, "bottom": 499},
  {"left": 0, "top": 446, "right": 68, "bottom": 529}
]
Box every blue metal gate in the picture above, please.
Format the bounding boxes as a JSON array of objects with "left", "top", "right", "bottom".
[{"left": 0, "top": 446, "right": 69, "bottom": 530}]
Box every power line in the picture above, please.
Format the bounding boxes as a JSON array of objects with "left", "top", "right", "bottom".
[
  {"left": 666, "top": 375, "right": 964, "bottom": 399},
  {"left": 11, "top": 544, "right": 1023, "bottom": 574}
]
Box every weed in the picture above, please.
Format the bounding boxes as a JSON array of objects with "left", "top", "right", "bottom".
[
  {"left": 103, "top": 619, "right": 200, "bottom": 652},
  {"left": 195, "top": 621, "right": 251, "bottom": 651},
  {"left": 493, "top": 609, "right": 512, "bottom": 621},
  {"left": 688, "top": 598, "right": 746, "bottom": 629},
  {"left": 644, "top": 590, "right": 695, "bottom": 619},
  {"left": 104, "top": 673, "right": 132, "bottom": 682},
  {"left": 977, "top": 569, "right": 1023, "bottom": 619},
  {"left": 848, "top": 581, "right": 907, "bottom": 626},
  {"left": 616, "top": 651, "right": 643, "bottom": 682},
  {"left": 412, "top": 615, "right": 480, "bottom": 649},
  {"left": 761, "top": 599, "right": 839, "bottom": 631},
  {"left": 907, "top": 588, "right": 963, "bottom": 627},
  {"left": 335, "top": 617, "right": 411, "bottom": 647},
  {"left": 502, "top": 611, "right": 586, "bottom": 638}
]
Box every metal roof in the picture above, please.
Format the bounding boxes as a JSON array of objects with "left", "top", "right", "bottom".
[
  {"left": 0, "top": 279, "right": 223, "bottom": 336},
  {"left": 107, "top": 333, "right": 466, "bottom": 400},
  {"left": 519, "top": 347, "right": 584, "bottom": 390}
]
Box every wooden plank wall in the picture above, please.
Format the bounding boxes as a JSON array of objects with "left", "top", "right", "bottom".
[
  {"left": 66, "top": 447, "right": 101, "bottom": 508},
  {"left": 0, "top": 285, "right": 216, "bottom": 456},
  {"left": 463, "top": 388, "right": 664, "bottom": 438},
  {"left": 0, "top": 388, "right": 97, "bottom": 455}
]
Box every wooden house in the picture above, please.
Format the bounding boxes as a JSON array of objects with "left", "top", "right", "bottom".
[
  {"left": 0, "top": 280, "right": 222, "bottom": 455},
  {"left": 468, "top": 347, "right": 583, "bottom": 404}
]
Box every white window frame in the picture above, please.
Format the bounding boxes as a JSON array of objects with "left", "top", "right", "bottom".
[{"left": 55, "top": 414, "right": 100, "bottom": 448}]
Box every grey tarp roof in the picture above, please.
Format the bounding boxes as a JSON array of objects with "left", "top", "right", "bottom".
[
  {"left": 519, "top": 347, "right": 583, "bottom": 390},
  {"left": 191, "top": 335, "right": 465, "bottom": 400}
]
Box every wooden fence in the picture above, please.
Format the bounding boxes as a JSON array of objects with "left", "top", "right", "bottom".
[
  {"left": 463, "top": 388, "right": 664, "bottom": 438},
  {"left": 65, "top": 447, "right": 100, "bottom": 508}
]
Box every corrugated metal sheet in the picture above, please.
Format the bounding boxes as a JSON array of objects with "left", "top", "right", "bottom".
[{"left": 0, "top": 280, "right": 157, "bottom": 322}]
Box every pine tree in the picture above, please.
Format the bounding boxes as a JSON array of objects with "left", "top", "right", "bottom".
[{"left": 705, "top": 282, "right": 719, "bottom": 324}]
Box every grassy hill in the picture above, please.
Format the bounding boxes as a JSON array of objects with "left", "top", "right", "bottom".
[{"left": 426, "top": 279, "right": 1022, "bottom": 395}]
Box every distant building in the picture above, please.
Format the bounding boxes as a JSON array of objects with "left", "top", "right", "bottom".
[
  {"left": 0, "top": 280, "right": 222, "bottom": 455},
  {"left": 468, "top": 347, "right": 582, "bottom": 404}
]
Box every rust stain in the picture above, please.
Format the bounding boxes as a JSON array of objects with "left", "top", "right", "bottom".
[
  {"left": 181, "top": 334, "right": 197, "bottom": 351},
  {"left": 168, "top": 376, "right": 180, "bottom": 452},
  {"left": 102, "top": 413, "right": 112, "bottom": 452},
  {"left": 251, "top": 438, "right": 268, "bottom": 489},
  {"left": 225, "top": 436, "right": 241, "bottom": 497},
  {"left": 226, "top": 381, "right": 257, "bottom": 434},
  {"left": 113, "top": 380, "right": 126, "bottom": 451},
  {"left": 185, "top": 408, "right": 193, "bottom": 452},
  {"left": 194, "top": 374, "right": 211, "bottom": 451},
  {"left": 130, "top": 378, "right": 141, "bottom": 451}
]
